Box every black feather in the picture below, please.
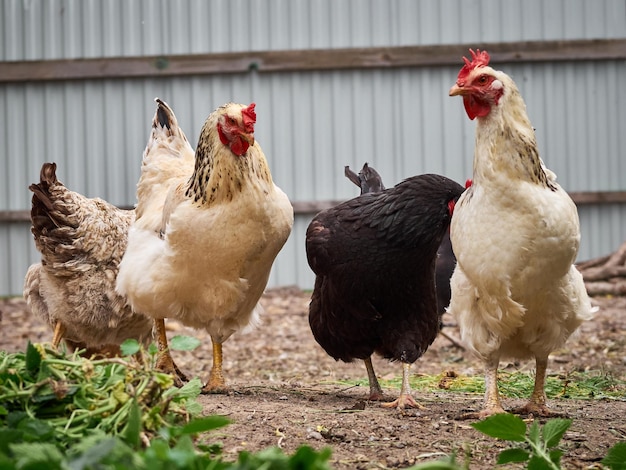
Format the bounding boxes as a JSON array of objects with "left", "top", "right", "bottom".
[{"left": 306, "top": 173, "right": 464, "bottom": 365}]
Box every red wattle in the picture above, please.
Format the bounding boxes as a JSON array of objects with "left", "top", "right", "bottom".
[
  {"left": 463, "top": 96, "right": 491, "bottom": 120},
  {"left": 230, "top": 136, "right": 250, "bottom": 156}
]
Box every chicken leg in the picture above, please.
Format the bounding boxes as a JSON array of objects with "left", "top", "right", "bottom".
[
  {"left": 202, "top": 340, "right": 227, "bottom": 393},
  {"left": 381, "top": 362, "right": 424, "bottom": 410},
  {"left": 154, "top": 318, "right": 187, "bottom": 386},
  {"left": 51, "top": 320, "right": 65, "bottom": 348},
  {"left": 480, "top": 356, "right": 506, "bottom": 417},
  {"left": 364, "top": 357, "right": 384, "bottom": 401},
  {"left": 513, "top": 356, "right": 554, "bottom": 416}
]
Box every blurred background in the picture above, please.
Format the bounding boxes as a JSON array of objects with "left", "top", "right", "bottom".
[{"left": 1, "top": 0, "right": 625, "bottom": 296}]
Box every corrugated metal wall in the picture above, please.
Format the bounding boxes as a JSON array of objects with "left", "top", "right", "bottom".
[{"left": 1, "top": 0, "right": 625, "bottom": 296}]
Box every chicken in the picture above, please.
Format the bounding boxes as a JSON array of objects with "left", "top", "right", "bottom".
[
  {"left": 116, "top": 99, "right": 294, "bottom": 393},
  {"left": 24, "top": 162, "right": 153, "bottom": 355},
  {"left": 345, "top": 163, "right": 458, "bottom": 316},
  {"left": 447, "top": 50, "right": 594, "bottom": 417},
  {"left": 306, "top": 173, "right": 465, "bottom": 409}
]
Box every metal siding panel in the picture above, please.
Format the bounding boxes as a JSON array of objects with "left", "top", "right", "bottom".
[
  {"left": 3, "top": 0, "right": 626, "bottom": 60},
  {"left": 2, "top": 0, "right": 626, "bottom": 295}
]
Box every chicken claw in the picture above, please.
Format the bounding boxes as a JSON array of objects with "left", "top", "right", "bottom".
[
  {"left": 511, "top": 358, "right": 563, "bottom": 417},
  {"left": 380, "top": 363, "right": 425, "bottom": 410}
]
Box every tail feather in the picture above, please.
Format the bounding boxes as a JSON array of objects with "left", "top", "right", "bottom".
[
  {"left": 134, "top": 98, "right": 196, "bottom": 228},
  {"left": 345, "top": 163, "right": 385, "bottom": 195},
  {"left": 154, "top": 98, "right": 182, "bottom": 135},
  {"left": 28, "top": 162, "right": 133, "bottom": 273},
  {"left": 29, "top": 163, "right": 70, "bottom": 242}
]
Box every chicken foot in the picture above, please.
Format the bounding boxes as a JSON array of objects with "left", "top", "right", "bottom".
[
  {"left": 512, "top": 356, "right": 557, "bottom": 417},
  {"left": 381, "top": 362, "right": 424, "bottom": 410},
  {"left": 461, "top": 356, "right": 506, "bottom": 419},
  {"left": 202, "top": 340, "right": 227, "bottom": 394},
  {"left": 363, "top": 357, "right": 384, "bottom": 401},
  {"left": 154, "top": 318, "right": 188, "bottom": 386}
]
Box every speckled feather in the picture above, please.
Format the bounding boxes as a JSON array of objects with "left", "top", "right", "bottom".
[
  {"left": 117, "top": 100, "right": 293, "bottom": 344},
  {"left": 24, "top": 162, "right": 153, "bottom": 348}
]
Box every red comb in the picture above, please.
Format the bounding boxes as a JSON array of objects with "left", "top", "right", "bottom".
[
  {"left": 456, "top": 49, "right": 491, "bottom": 83},
  {"left": 465, "top": 178, "right": 473, "bottom": 189},
  {"left": 242, "top": 103, "right": 256, "bottom": 133}
]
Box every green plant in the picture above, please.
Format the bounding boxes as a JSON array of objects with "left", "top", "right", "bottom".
[
  {"left": 0, "top": 342, "right": 334, "bottom": 469},
  {"left": 602, "top": 441, "right": 626, "bottom": 470},
  {"left": 471, "top": 413, "right": 570, "bottom": 469}
]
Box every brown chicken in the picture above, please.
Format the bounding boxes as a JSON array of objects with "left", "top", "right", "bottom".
[{"left": 24, "top": 162, "right": 153, "bottom": 355}]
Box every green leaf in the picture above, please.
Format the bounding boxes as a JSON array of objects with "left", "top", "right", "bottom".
[
  {"left": 528, "top": 420, "right": 541, "bottom": 445},
  {"left": 471, "top": 413, "right": 526, "bottom": 442},
  {"left": 17, "top": 418, "right": 54, "bottom": 442},
  {"left": 120, "top": 339, "right": 141, "bottom": 357},
  {"left": 67, "top": 437, "right": 118, "bottom": 470},
  {"left": 25, "top": 342, "right": 42, "bottom": 376},
  {"left": 549, "top": 449, "right": 563, "bottom": 465},
  {"left": 542, "top": 418, "right": 572, "bottom": 448},
  {"left": 169, "top": 335, "right": 202, "bottom": 351},
  {"left": 0, "top": 428, "right": 22, "bottom": 455},
  {"left": 527, "top": 454, "right": 551, "bottom": 470},
  {"left": 288, "top": 446, "right": 333, "bottom": 469},
  {"left": 122, "top": 400, "right": 142, "bottom": 448},
  {"left": 9, "top": 442, "right": 64, "bottom": 468},
  {"left": 185, "top": 400, "right": 203, "bottom": 416},
  {"left": 602, "top": 442, "right": 626, "bottom": 469},
  {"left": 168, "top": 377, "right": 202, "bottom": 400},
  {"left": 181, "top": 416, "right": 230, "bottom": 435},
  {"left": 148, "top": 343, "right": 159, "bottom": 356},
  {"left": 497, "top": 448, "right": 529, "bottom": 464}
]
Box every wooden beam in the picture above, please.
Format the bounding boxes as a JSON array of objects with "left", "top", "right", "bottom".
[
  {"left": 1, "top": 38, "right": 625, "bottom": 83},
  {"left": 568, "top": 191, "right": 626, "bottom": 206},
  {"left": 2, "top": 191, "right": 625, "bottom": 222}
]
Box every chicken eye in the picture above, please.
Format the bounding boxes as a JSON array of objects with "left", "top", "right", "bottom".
[{"left": 477, "top": 75, "right": 489, "bottom": 84}]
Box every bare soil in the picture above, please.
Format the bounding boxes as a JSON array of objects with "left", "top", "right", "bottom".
[{"left": 1, "top": 289, "right": 625, "bottom": 469}]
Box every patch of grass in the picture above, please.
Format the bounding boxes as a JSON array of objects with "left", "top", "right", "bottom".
[{"left": 335, "top": 370, "right": 626, "bottom": 400}]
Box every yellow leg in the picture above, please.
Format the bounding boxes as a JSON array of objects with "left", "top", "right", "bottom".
[
  {"left": 364, "top": 357, "right": 384, "bottom": 401},
  {"left": 154, "top": 318, "right": 186, "bottom": 386},
  {"left": 381, "top": 362, "right": 424, "bottom": 410},
  {"left": 513, "top": 356, "right": 554, "bottom": 416},
  {"left": 51, "top": 320, "right": 65, "bottom": 348},
  {"left": 202, "top": 340, "right": 227, "bottom": 393},
  {"left": 480, "top": 356, "right": 506, "bottom": 418}
]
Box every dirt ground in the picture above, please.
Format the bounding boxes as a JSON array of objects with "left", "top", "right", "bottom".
[{"left": 1, "top": 289, "right": 625, "bottom": 469}]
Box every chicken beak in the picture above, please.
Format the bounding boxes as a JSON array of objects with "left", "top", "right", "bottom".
[
  {"left": 449, "top": 83, "right": 466, "bottom": 97},
  {"left": 241, "top": 133, "right": 255, "bottom": 147}
]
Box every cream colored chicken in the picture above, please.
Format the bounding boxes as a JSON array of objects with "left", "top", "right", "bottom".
[
  {"left": 116, "top": 99, "right": 293, "bottom": 393},
  {"left": 447, "top": 50, "right": 594, "bottom": 418},
  {"left": 24, "top": 163, "right": 153, "bottom": 355}
]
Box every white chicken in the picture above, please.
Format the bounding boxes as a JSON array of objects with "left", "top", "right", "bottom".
[
  {"left": 24, "top": 162, "right": 153, "bottom": 355},
  {"left": 447, "top": 50, "right": 594, "bottom": 417},
  {"left": 116, "top": 99, "right": 293, "bottom": 393}
]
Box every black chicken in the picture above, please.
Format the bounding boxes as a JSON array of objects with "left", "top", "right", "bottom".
[
  {"left": 306, "top": 172, "right": 464, "bottom": 409},
  {"left": 344, "top": 163, "right": 457, "bottom": 316}
]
